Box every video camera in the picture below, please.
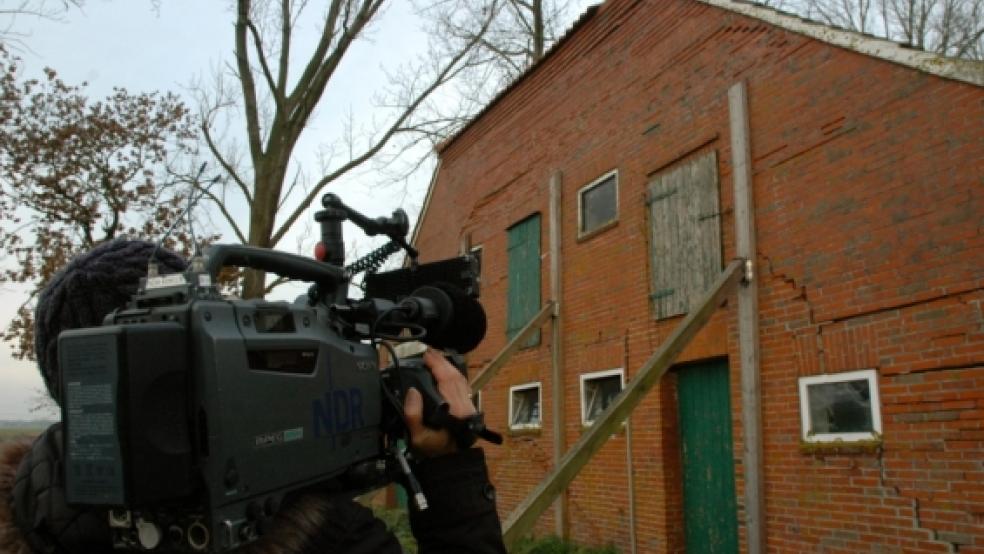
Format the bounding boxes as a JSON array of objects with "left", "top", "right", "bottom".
[{"left": 57, "top": 194, "right": 497, "bottom": 552}]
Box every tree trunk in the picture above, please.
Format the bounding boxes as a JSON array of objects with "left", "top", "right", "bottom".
[
  {"left": 533, "top": 0, "right": 545, "bottom": 61},
  {"left": 242, "top": 160, "right": 287, "bottom": 298}
]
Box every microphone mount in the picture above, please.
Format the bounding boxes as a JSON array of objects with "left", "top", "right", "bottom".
[{"left": 318, "top": 193, "right": 419, "bottom": 264}]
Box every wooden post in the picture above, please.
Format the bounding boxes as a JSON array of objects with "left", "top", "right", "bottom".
[
  {"left": 729, "top": 80, "right": 765, "bottom": 554},
  {"left": 624, "top": 332, "right": 637, "bottom": 554},
  {"left": 470, "top": 302, "right": 554, "bottom": 393},
  {"left": 502, "top": 260, "right": 745, "bottom": 547},
  {"left": 549, "top": 172, "right": 567, "bottom": 538},
  {"left": 625, "top": 419, "right": 637, "bottom": 554}
]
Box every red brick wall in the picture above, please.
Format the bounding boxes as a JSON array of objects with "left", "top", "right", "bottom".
[{"left": 413, "top": 0, "right": 984, "bottom": 551}]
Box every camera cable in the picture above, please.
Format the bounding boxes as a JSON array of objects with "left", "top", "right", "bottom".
[{"left": 375, "top": 339, "right": 430, "bottom": 511}]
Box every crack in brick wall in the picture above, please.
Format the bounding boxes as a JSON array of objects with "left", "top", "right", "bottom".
[{"left": 766, "top": 255, "right": 983, "bottom": 551}]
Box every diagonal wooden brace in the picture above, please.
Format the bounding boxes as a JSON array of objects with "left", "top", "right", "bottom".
[
  {"left": 502, "top": 259, "right": 745, "bottom": 547},
  {"left": 470, "top": 301, "right": 555, "bottom": 393}
]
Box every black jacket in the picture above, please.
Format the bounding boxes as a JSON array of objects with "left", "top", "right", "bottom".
[{"left": 1, "top": 424, "right": 505, "bottom": 554}]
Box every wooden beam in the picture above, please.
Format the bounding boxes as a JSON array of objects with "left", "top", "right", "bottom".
[
  {"left": 548, "top": 171, "right": 567, "bottom": 538},
  {"left": 625, "top": 420, "right": 637, "bottom": 554},
  {"left": 470, "top": 302, "right": 554, "bottom": 393},
  {"left": 502, "top": 260, "right": 745, "bottom": 547},
  {"left": 729, "top": 80, "right": 766, "bottom": 554}
]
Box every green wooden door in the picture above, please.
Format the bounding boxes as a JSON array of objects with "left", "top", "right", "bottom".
[
  {"left": 678, "top": 359, "right": 738, "bottom": 554},
  {"left": 507, "top": 214, "right": 541, "bottom": 347}
]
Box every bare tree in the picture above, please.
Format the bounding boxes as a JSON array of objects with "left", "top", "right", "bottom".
[
  {"left": 0, "top": 0, "right": 82, "bottom": 49},
  {"left": 806, "top": 0, "right": 877, "bottom": 32},
  {"left": 195, "top": 0, "right": 498, "bottom": 298},
  {"left": 427, "top": 0, "right": 575, "bottom": 108},
  {"left": 796, "top": 0, "right": 983, "bottom": 58},
  {"left": 336, "top": 0, "right": 579, "bottom": 194},
  {"left": 886, "top": 0, "right": 984, "bottom": 56}
]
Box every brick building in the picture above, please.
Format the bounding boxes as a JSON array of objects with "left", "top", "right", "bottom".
[{"left": 410, "top": 0, "right": 984, "bottom": 552}]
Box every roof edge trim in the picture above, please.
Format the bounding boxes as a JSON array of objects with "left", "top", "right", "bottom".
[
  {"left": 699, "top": 0, "right": 984, "bottom": 87},
  {"left": 409, "top": 158, "right": 443, "bottom": 249}
]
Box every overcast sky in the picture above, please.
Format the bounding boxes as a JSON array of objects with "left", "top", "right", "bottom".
[{"left": 0, "top": 0, "right": 594, "bottom": 420}]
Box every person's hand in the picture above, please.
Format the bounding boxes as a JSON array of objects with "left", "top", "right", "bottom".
[{"left": 403, "top": 348, "right": 477, "bottom": 458}]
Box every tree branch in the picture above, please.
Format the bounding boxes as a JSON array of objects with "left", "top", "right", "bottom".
[
  {"left": 191, "top": 184, "right": 248, "bottom": 244},
  {"left": 277, "top": 0, "right": 290, "bottom": 96},
  {"left": 285, "top": 0, "right": 344, "bottom": 116},
  {"left": 264, "top": 274, "right": 290, "bottom": 294},
  {"left": 270, "top": 2, "right": 496, "bottom": 247},
  {"left": 287, "top": 1, "right": 383, "bottom": 138},
  {"left": 246, "top": 19, "right": 286, "bottom": 113},
  {"left": 477, "top": 36, "right": 525, "bottom": 73},
  {"left": 278, "top": 166, "right": 305, "bottom": 211},
  {"left": 508, "top": 0, "right": 535, "bottom": 36},
  {"left": 200, "top": 115, "right": 253, "bottom": 205},
  {"left": 236, "top": 0, "right": 264, "bottom": 161}
]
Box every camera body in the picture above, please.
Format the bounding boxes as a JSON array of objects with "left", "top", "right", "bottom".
[{"left": 58, "top": 195, "right": 485, "bottom": 552}]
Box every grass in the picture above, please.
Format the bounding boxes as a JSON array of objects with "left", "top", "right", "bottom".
[{"left": 372, "top": 507, "right": 418, "bottom": 553}]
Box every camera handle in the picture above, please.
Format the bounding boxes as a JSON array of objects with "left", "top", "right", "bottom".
[
  {"left": 203, "top": 244, "right": 347, "bottom": 287},
  {"left": 389, "top": 356, "right": 503, "bottom": 448}
]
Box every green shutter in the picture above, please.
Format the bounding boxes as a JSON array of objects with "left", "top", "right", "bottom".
[{"left": 507, "top": 214, "right": 541, "bottom": 347}]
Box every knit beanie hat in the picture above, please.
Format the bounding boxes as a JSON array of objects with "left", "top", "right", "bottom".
[{"left": 33, "top": 239, "right": 187, "bottom": 404}]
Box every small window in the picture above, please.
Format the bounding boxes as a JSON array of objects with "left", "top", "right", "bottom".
[
  {"left": 509, "top": 382, "right": 541, "bottom": 430},
  {"left": 799, "top": 369, "right": 882, "bottom": 443},
  {"left": 580, "top": 369, "right": 625, "bottom": 426},
  {"left": 579, "top": 170, "right": 619, "bottom": 237}
]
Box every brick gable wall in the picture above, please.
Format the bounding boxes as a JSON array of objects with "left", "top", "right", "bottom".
[{"left": 412, "top": 0, "right": 984, "bottom": 551}]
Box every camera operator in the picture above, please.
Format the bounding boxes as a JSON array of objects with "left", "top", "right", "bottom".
[{"left": 0, "top": 239, "right": 506, "bottom": 554}]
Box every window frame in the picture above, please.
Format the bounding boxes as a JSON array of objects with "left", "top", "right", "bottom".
[
  {"left": 577, "top": 169, "right": 620, "bottom": 239},
  {"left": 508, "top": 381, "right": 542, "bottom": 430},
  {"left": 579, "top": 368, "right": 625, "bottom": 426},
  {"left": 798, "top": 369, "right": 882, "bottom": 444}
]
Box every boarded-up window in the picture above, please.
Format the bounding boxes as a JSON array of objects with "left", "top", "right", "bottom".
[
  {"left": 647, "top": 151, "right": 722, "bottom": 319},
  {"left": 507, "top": 214, "right": 541, "bottom": 346}
]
